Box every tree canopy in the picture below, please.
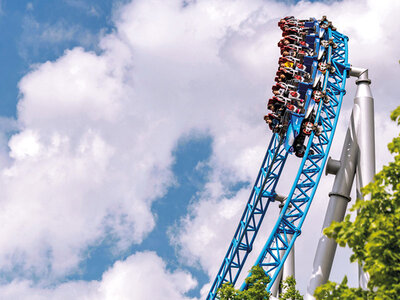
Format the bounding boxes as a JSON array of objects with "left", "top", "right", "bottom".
[
  {"left": 217, "top": 265, "right": 302, "bottom": 300},
  {"left": 315, "top": 106, "right": 400, "bottom": 299},
  {"left": 217, "top": 265, "right": 271, "bottom": 300}
]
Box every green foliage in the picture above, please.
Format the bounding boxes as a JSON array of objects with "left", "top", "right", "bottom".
[
  {"left": 314, "top": 277, "right": 372, "bottom": 300},
  {"left": 315, "top": 106, "right": 400, "bottom": 299},
  {"left": 280, "top": 276, "right": 303, "bottom": 300},
  {"left": 217, "top": 266, "right": 303, "bottom": 300},
  {"left": 242, "top": 265, "right": 271, "bottom": 300},
  {"left": 217, "top": 265, "right": 270, "bottom": 300},
  {"left": 218, "top": 282, "right": 240, "bottom": 300}
]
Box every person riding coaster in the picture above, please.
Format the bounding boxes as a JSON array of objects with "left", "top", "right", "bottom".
[
  {"left": 280, "top": 61, "right": 309, "bottom": 74},
  {"left": 278, "top": 18, "right": 306, "bottom": 28},
  {"left": 281, "top": 42, "right": 313, "bottom": 55},
  {"left": 278, "top": 66, "right": 312, "bottom": 82},
  {"left": 312, "top": 90, "right": 329, "bottom": 104},
  {"left": 280, "top": 35, "right": 310, "bottom": 48},
  {"left": 283, "top": 34, "right": 306, "bottom": 43},
  {"left": 271, "top": 87, "right": 305, "bottom": 111},
  {"left": 267, "top": 100, "right": 283, "bottom": 115},
  {"left": 320, "top": 20, "right": 336, "bottom": 31},
  {"left": 291, "top": 111, "right": 322, "bottom": 157},
  {"left": 282, "top": 29, "right": 307, "bottom": 39},
  {"left": 276, "top": 70, "right": 297, "bottom": 83},
  {"left": 280, "top": 20, "right": 304, "bottom": 27},
  {"left": 278, "top": 38, "right": 291, "bottom": 48},
  {"left": 279, "top": 58, "right": 295, "bottom": 69},
  {"left": 264, "top": 113, "right": 280, "bottom": 131},
  {"left": 313, "top": 61, "right": 333, "bottom": 89},
  {"left": 282, "top": 48, "right": 314, "bottom": 61},
  {"left": 267, "top": 16, "right": 333, "bottom": 159},
  {"left": 280, "top": 52, "right": 303, "bottom": 65},
  {"left": 282, "top": 25, "right": 307, "bottom": 35},
  {"left": 273, "top": 82, "right": 298, "bottom": 91},
  {"left": 318, "top": 62, "right": 335, "bottom": 74},
  {"left": 271, "top": 82, "right": 298, "bottom": 98},
  {"left": 320, "top": 38, "right": 338, "bottom": 49}
]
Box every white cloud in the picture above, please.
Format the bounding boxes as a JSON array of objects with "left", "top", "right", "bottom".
[
  {"left": 0, "top": 251, "right": 197, "bottom": 300},
  {"left": 0, "top": 0, "right": 398, "bottom": 297}
]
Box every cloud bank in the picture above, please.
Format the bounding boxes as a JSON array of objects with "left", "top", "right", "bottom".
[{"left": 0, "top": 0, "right": 398, "bottom": 298}]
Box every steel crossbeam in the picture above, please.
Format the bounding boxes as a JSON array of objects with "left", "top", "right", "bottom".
[
  {"left": 206, "top": 134, "right": 289, "bottom": 300},
  {"left": 239, "top": 29, "right": 349, "bottom": 292}
]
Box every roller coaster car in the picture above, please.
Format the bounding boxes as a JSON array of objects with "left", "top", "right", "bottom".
[
  {"left": 284, "top": 85, "right": 318, "bottom": 152},
  {"left": 274, "top": 17, "right": 327, "bottom": 157}
]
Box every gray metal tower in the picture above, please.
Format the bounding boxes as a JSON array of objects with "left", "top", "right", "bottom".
[{"left": 305, "top": 66, "right": 375, "bottom": 299}]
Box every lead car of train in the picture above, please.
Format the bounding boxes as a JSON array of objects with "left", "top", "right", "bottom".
[{"left": 264, "top": 16, "right": 342, "bottom": 157}]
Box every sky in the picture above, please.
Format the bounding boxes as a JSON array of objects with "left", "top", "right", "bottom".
[{"left": 0, "top": 0, "right": 398, "bottom": 299}]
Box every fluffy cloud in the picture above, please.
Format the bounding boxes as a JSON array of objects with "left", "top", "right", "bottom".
[
  {"left": 0, "top": 251, "right": 196, "bottom": 300},
  {"left": 0, "top": 0, "right": 398, "bottom": 298}
]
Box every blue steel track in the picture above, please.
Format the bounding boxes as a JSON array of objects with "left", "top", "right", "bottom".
[{"left": 207, "top": 20, "right": 349, "bottom": 300}]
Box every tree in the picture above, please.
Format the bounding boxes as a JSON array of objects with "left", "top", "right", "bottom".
[
  {"left": 315, "top": 106, "right": 400, "bottom": 299},
  {"left": 217, "top": 265, "right": 303, "bottom": 300},
  {"left": 217, "top": 265, "right": 271, "bottom": 300},
  {"left": 242, "top": 265, "right": 271, "bottom": 300},
  {"left": 280, "top": 276, "right": 303, "bottom": 300}
]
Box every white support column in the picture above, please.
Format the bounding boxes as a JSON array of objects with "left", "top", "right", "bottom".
[
  {"left": 350, "top": 67, "right": 375, "bottom": 289},
  {"left": 305, "top": 66, "right": 375, "bottom": 298},
  {"left": 305, "top": 115, "right": 359, "bottom": 299}
]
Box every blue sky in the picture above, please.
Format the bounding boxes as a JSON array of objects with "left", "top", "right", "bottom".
[
  {"left": 0, "top": 0, "right": 398, "bottom": 299},
  {"left": 0, "top": 1, "right": 216, "bottom": 297}
]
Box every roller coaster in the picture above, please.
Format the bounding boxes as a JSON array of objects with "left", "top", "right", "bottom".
[{"left": 207, "top": 16, "right": 375, "bottom": 300}]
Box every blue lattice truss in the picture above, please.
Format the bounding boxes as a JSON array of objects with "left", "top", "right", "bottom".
[
  {"left": 243, "top": 28, "right": 349, "bottom": 292},
  {"left": 206, "top": 133, "right": 289, "bottom": 300},
  {"left": 207, "top": 25, "right": 349, "bottom": 300}
]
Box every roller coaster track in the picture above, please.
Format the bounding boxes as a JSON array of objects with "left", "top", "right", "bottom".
[{"left": 207, "top": 19, "right": 349, "bottom": 300}]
